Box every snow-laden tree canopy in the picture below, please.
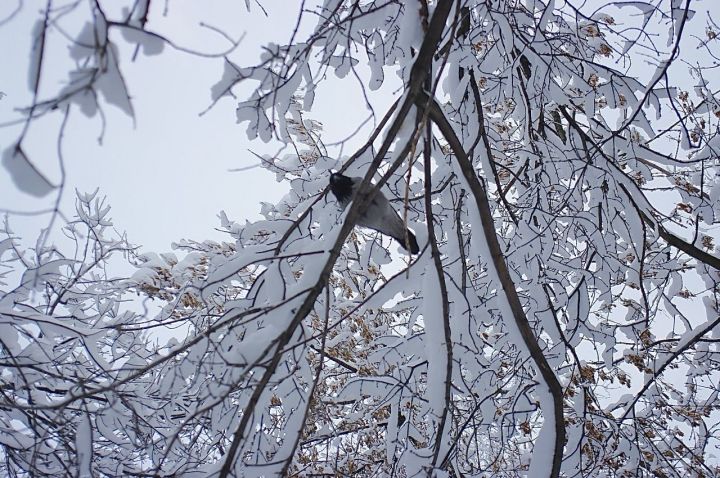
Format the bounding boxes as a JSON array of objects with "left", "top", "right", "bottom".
[{"left": 3, "top": 0, "right": 720, "bottom": 476}]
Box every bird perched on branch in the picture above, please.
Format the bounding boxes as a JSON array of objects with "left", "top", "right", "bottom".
[{"left": 329, "top": 172, "right": 420, "bottom": 254}]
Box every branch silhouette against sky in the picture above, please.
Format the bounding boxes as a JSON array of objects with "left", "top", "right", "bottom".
[{"left": 2, "top": 1, "right": 720, "bottom": 477}]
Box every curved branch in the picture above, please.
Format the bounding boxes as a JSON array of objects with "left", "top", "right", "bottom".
[
  {"left": 420, "top": 91, "right": 565, "bottom": 477},
  {"left": 217, "top": 2, "right": 457, "bottom": 475},
  {"left": 599, "top": 0, "right": 692, "bottom": 147},
  {"left": 423, "top": 120, "right": 453, "bottom": 468},
  {"left": 619, "top": 315, "right": 720, "bottom": 421},
  {"left": 560, "top": 106, "right": 720, "bottom": 271}
]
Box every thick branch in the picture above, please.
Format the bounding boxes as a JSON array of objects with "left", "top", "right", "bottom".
[
  {"left": 619, "top": 315, "right": 720, "bottom": 421},
  {"left": 560, "top": 106, "right": 720, "bottom": 271},
  {"left": 423, "top": 121, "right": 453, "bottom": 468},
  {"left": 217, "top": 2, "right": 456, "bottom": 475},
  {"left": 420, "top": 92, "right": 565, "bottom": 477}
]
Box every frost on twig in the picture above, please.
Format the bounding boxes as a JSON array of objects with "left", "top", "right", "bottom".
[{"left": 4, "top": 1, "right": 720, "bottom": 477}]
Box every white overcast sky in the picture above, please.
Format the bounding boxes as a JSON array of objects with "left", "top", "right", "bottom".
[
  {"left": 2, "top": 0, "right": 710, "bottom": 256},
  {"left": 0, "top": 1, "right": 395, "bottom": 254}
]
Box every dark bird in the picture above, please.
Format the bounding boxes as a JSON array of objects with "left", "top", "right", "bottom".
[{"left": 329, "top": 172, "right": 420, "bottom": 254}]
